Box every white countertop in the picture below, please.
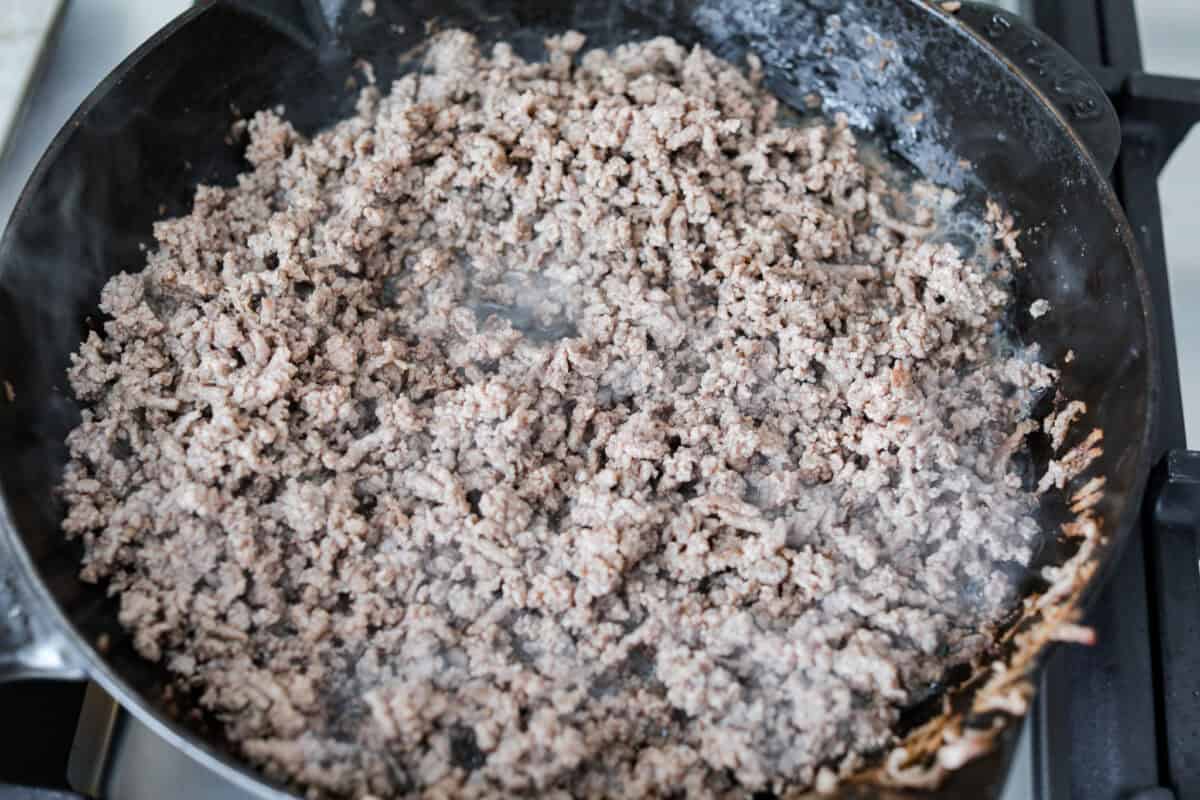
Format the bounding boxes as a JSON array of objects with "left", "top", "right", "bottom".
[{"left": 0, "top": 1, "right": 64, "bottom": 159}]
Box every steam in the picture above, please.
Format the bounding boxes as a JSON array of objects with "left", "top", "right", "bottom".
[{"left": 466, "top": 267, "right": 580, "bottom": 343}]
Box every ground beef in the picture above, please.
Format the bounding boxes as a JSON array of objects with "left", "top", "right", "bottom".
[{"left": 61, "top": 31, "right": 1057, "bottom": 798}]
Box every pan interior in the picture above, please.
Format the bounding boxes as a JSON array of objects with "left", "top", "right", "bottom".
[{"left": 0, "top": 0, "right": 1151, "bottom": 796}]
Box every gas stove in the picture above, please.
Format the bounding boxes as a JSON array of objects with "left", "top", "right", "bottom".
[{"left": 1, "top": 1, "right": 1198, "bottom": 799}]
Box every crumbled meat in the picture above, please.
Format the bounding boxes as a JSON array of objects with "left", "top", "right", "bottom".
[
  {"left": 1037, "top": 428, "right": 1103, "bottom": 494},
  {"left": 1047, "top": 622, "right": 1096, "bottom": 645},
  {"left": 1043, "top": 400, "right": 1086, "bottom": 452},
  {"left": 61, "top": 31, "right": 1066, "bottom": 798},
  {"left": 1069, "top": 475, "right": 1106, "bottom": 513},
  {"left": 985, "top": 199, "right": 1023, "bottom": 265}
]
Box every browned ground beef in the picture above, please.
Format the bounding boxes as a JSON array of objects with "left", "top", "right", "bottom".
[{"left": 61, "top": 30, "right": 1058, "bottom": 799}]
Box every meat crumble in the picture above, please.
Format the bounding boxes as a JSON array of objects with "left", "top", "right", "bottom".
[{"left": 62, "top": 31, "right": 1061, "bottom": 798}]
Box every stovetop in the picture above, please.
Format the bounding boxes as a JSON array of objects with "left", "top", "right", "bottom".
[{"left": 2, "top": 1, "right": 1200, "bottom": 799}]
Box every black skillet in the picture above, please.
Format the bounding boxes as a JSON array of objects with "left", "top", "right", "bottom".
[{"left": 0, "top": 0, "right": 1156, "bottom": 797}]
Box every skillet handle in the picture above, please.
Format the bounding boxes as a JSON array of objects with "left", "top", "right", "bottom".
[
  {"left": 954, "top": 3, "right": 1121, "bottom": 176},
  {"left": 1149, "top": 449, "right": 1200, "bottom": 792},
  {"left": 0, "top": 527, "right": 85, "bottom": 683},
  {"left": 1153, "top": 450, "right": 1200, "bottom": 528}
]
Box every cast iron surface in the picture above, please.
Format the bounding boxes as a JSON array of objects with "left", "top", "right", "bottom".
[
  {"left": 0, "top": 0, "right": 1156, "bottom": 797},
  {"left": 955, "top": 3, "right": 1120, "bottom": 176}
]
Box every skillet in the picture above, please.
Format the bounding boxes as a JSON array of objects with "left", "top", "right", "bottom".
[{"left": 0, "top": 0, "right": 1154, "bottom": 796}]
